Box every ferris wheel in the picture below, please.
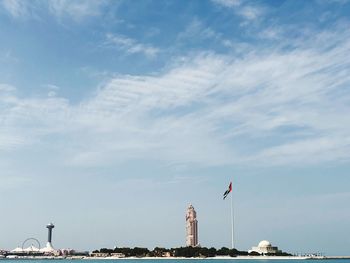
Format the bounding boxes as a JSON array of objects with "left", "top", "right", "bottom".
[{"left": 21, "top": 238, "right": 41, "bottom": 251}]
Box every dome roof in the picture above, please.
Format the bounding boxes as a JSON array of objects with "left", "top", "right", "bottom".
[{"left": 258, "top": 240, "right": 272, "bottom": 248}]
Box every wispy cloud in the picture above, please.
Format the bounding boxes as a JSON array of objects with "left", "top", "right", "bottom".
[
  {"left": 212, "top": 0, "right": 241, "bottom": 8},
  {"left": 0, "top": 132, "right": 27, "bottom": 151},
  {"left": 0, "top": 0, "right": 108, "bottom": 21},
  {"left": 48, "top": 0, "right": 108, "bottom": 21},
  {"left": 0, "top": 83, "right": 16, "bottom": 92},
  {"left": 178, "top": 18, "right": 222, "bottom": 41},
  {"left": 105, "top": 33, "right": 160, "bottom": 57},
  {"left": 238, "top": 5, "right": 262, "bottom": 20},
  {"left": 1, "top": 24, "right": 350, "bottom": 167},
  {"left": 1, "top": 0, "right": 33, "bottom": 18},
  {"left": 212, "top": 0, "right": 265, "bottom": 21},
  {"left": 0, "top": 50, "right": 19, "bottom": 64}
]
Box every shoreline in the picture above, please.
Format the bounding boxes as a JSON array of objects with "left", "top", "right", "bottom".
[
  {"left": 85, "top": 256, "right": 350, "bottom": 260},
  {"left": 2, "top": 255, "right": 350, "bottom": 260}
]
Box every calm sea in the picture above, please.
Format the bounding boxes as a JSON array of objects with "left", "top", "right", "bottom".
[{"left": 1, "top": 260, "right": 350, "bottom": 263}]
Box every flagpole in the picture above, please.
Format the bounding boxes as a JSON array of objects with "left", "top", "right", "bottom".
[{"left": 230, "top": 188, "right": 234, "bottom": 249}]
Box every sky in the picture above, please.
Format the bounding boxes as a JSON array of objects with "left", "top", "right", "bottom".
[{"left": 0, "top": 0, "right": 350, "bottom": 256}]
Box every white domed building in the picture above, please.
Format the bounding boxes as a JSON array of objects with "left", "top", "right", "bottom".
[{"left": 249, "top": 240, "right": 281, "bottom": 255}]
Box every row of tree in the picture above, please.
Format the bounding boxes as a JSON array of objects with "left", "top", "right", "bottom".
[{"left": 93, "top": 246, "right": 291, "bottom": 258}]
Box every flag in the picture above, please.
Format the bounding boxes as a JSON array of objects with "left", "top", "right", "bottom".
[{"left": 223, "top": 182, "right": 232, "bottom": 200}]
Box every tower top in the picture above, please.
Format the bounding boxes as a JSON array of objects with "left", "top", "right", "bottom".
[{"left": 46, "top": 223, "right": 55, "bottom": 229}]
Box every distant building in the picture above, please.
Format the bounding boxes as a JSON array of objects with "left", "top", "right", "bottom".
[
  {"left": 186, "top": 204, "right": 198, "bottom": 247},
  {"left": 42, "top": 223, "right": 55, "bottom": 253},
  {"left": 249, "top": 240, "right": 281, "bottom": 255},
  {"left": 10, "top": 223, "right": 57, "bottom": 256},
  {"left": 91, "top": 252, "right": 125, "bottom": 258}
]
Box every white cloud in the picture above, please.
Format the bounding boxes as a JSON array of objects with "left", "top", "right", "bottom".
[
  {"left": 177, "top": 18, "right": 223, "bottom": 44},
  {"left": 105, "top": 33, "right": 160, "bottom": 57},
  {"left": 1, "top": 25, "right": 350, "bottom": 167},
  {"left": 258, "top": 27, "right": 283, "bottom": 40},
  {"left": 238, "top": 5, "right": 262, "bottom": 20},
  {"left": 0, "top": 132, "right": 26, "bottom": 150},
  {"left": 0, "top": 83, "right": 16, "bottom": 92},
  {"left": 48, "top": 0, "right": 107, "bottom": 21},
  {"left": 1, "top": 0, "right": 108, "bottom": 21},
  {"left": 212, "top": 0, "right": 241, "bottom": 8},
  {"left": 43, "top": 84, "right": 60, "bottom": 97},
  {"left": 1, "top": 0, "right": 30, "bottom": 18},
  {"left": 254, "top": 137, "right": 350, "bottom": 165},
  {"left": 212, "top": 0, "right": 265, "bottom": 21}
]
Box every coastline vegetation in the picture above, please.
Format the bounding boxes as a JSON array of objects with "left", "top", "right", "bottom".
[{"left": 92, "top": 246, "right": 292, "bottom": 258}]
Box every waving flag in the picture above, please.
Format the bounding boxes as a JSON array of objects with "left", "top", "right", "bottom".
[{"left": 223, "top": 182, "right": 232, "bottom": 200}]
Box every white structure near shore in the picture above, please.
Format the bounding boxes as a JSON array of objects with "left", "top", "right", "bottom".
[
  {"left": 249, "top": 240, "right": 281, "bottom": 255},
  {"left": 11, "top": 223, "right": 56, "bottom": 254}
]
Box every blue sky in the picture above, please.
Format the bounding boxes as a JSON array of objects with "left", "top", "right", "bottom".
[{"left": 0, "top": 0, "right": 350, "bottom": 256}]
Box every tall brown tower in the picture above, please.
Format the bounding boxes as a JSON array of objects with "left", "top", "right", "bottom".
[{"left": 186, "top": 204, "right": 198, "bottom": 247}]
